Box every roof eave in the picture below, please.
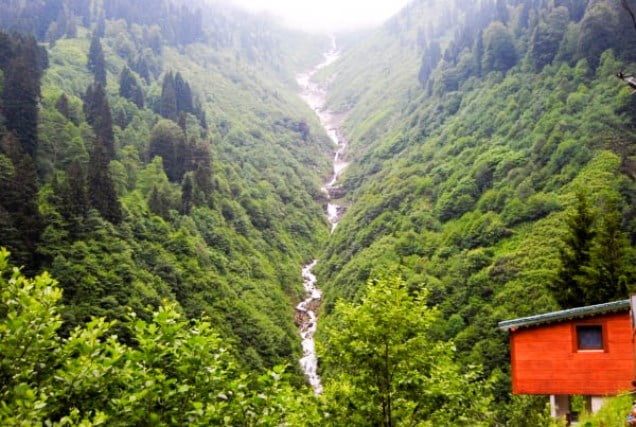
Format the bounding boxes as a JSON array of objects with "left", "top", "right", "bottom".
[{"left": 498, "top": 300, "right": 631, "bottom": 331}]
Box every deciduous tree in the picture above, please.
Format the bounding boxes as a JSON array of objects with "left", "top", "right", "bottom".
[{"left": 320, "top": 276, "right": 491, "bottom": 426}]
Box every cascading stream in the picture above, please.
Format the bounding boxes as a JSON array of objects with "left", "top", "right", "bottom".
[{"left": 295, "top": 36, "right": 347, "bottom": 394}]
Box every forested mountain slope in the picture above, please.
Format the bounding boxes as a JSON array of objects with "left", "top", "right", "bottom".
[
  {"left": 315, "top": 0, "right": 636, "bottom": 420},
  {"left": 4, "top": 0, "right": 636, "bottom": 424},
  {"left": 0, "top": 0, "right": 333, "bottom": 373}
]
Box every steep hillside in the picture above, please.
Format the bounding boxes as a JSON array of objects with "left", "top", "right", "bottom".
[
  {"left": 4, "top": 0, "right": 636, "bottom": 424},
  {"left": 0, "top": 0, "right": 334, "bottom": 372},
  {"left": 315, "top": 0, "right": 636, "bottom": 420}
]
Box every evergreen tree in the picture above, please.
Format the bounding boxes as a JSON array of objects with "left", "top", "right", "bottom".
[
  {"left": 528, "top": 8, "right": 569, "bottom": 71},
  {"left": 148, "top": 184, "right": 172, "bottom": 219},
  {"left": 577, "top": 3, "right": 616, "bottom": 70},
  {"left": 581, "top": 199, "right": 634, "bottom": 304},
  {"left": 55, "top": 93, "right": 71, "bottom": 121},
  {"left": 556, "top": 0, "right": 588, "bottom": 22},
  {"left": 180, "top": 174, "right": 193, "bottom": 215},
  {"left": 84, "top": 84, "right": 115, "bottom": 160},
  {"left": 0, "top": 133, "right": 42, "bottom": 270},
  {"left": 195, "top": 102, "right": 208, "bottom": 130},
  {"left": 175, "top": 72, "right": 193, "bottom": 113},
  {"left": 481, "top": 22, "right": 517, "bottom": 74},
  {"left": 191, "top": 141, "right": 212, "bottom": 206},
  {"left": 193, "top": 164, "right": 213, "bottom": 206},
  {"left": 129, "top": 55, "right": 151, "bottom": 83},
  {"left": 550, "top": 192, "right": 596, "bottom": 308},
  {"left": 87, "top": 32, "right": 107, "bottom": 86},
  {"left": 178, "top": 112, "right": 187, "bottom": 133},
  {"left": 119, "top": 66, "right": 144, "bottom": 108},
  {"left": 88, "top": 139, "right": 122, "bottom": 224},
  {"left": 160, "top": 72, "right": 178, "bottom": 121},
  {"left": 418, "top": 41, "right": 441, "bottom": 86},
  {"left": 149, "top": 119, "right": 186, "bottom": 182},
  {"left": 1, "top": 37, "right": 41, "bottom": 158},
  {"left": 64, "top": 160, "right": 89, "bottom": 223},
  {"left": 175, "top": 136, "right": 192, "bottom": 181}
]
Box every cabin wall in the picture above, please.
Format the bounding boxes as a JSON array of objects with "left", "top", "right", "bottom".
[{"left": 510, "top": 312, "right": 634, "bottom": 395}]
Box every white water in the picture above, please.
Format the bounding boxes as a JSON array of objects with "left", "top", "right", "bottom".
[
  {"left": 296, "top": 261, "right": 322, "bottom": 394},
  {"left": 297, "top": 35, "right": 348, "bottom": 233},
  {"left": 295, "top": 36, "right": 348, "bottom": 394}
]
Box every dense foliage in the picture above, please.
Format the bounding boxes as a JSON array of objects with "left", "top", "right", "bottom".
[
  {"left": 315, "top": 0, "right": 636, "bottom": 422},
  {"left": 0, "top": 0, "right": 333, "bottom": 376},
  {"left": 2, "top": 0, "right": 636, "bottom": 424},
  {"left": 319, "top": 276, "right": 491, "bottom": 426},
  {"left": 0, "top": 249, "right": 315, "bottom": 426},
  {"left": 0, "top": 250, "right": 496, "bottom": 426}
]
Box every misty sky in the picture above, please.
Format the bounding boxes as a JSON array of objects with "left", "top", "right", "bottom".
[{"left": 227, "top": 0, "right": 411, "bottom": 32}]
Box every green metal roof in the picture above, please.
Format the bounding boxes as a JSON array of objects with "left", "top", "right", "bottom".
[{"left": 498, "top": 299, "right": 630, "bottom": 331}]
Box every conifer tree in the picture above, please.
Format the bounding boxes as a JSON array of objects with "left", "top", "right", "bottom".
[
  {"left": 181, "top": 174, "right": 193, "bottom": 215},
  {"left": 481, "top": 22, "right": 517, "bottom": 73},
  {"left": 2, "top": 37, "right": 41, "bottom": 158},
  {"left": 160, "top": 72, "right": 178, "bottom": 121},
  {"left": 551, "top": 191, "right": 636, "bottom": 308},
  {"left": 178, "top": 112, "right": 187, "bottom": 133},
  {"left": 577, "top": 3, "right": 616, "bottom": 70},
  {"left": 84, "top": 83, "right": 115, "bottom": 160},
  {"left": 175, "top": 72, "right": 193, "bottom": 113},
  {"left": 119, "top": 66, "right": 144, "bottom": 108},
  {"left": 55, "top": 93, "right": 71, "bottom": 120},
  {"left": 197, "top": 106, "right": 208, "bottom": 130},
  {"left": 148, "top": 185, "right": 170, "bottom": 218},
  {"left": 87, "top": 32, "right": 106, "bottom": 86},
  {"left": 418, "top": 41, "right": 441, "bottom": 85},
  {"left": 550, "top": 192, "right": 596, "bottom": 308},
  {"left": 129, "top": 55, "right": 151, "bottom": 83},
  {"left": 0, "top": 133, "right": 42, "bottom": 270},
  {"left": 191, "top": 141, "right": 212, "bottom": 205},
  {"left": 148, "top": 119, "right": 193, "bottom": 182},
  {"left": 580, "top": 199, "right": 634, "bottom": 304},
  {"left": 193, "top": 164, "right": 213, "bottom": 206},
  {"left": 528, "top": 7, "right": 569, "bottom": 71},
  {"left": 88, "top": 139, "right": 122, "bottom": 224},
  {"left": 64, "top": 160, "right": 90, "bottom": 222}
]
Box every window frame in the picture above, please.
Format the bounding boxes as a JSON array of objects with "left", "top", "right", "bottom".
[{"left": 572, "top": 321, "right": 607, "bottom": 353}]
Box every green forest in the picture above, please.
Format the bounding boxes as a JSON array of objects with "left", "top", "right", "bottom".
[{"left": 1, "top": 0, "right": 636, "bottom": 425}]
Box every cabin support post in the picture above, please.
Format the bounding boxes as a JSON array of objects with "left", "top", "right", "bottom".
[
  {"left": 549, "top": 395, "right": 556, "bottom": 418},
  {"left": 550, "top": 395, "right": 570, "bottom": 419},
  {"left": 590, "top": 396, "right": 606, "bottom": 414}
]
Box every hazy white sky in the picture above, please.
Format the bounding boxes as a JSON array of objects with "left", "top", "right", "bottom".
[{"left": 227, "top": 0, "right": 412, "bottom": 32}]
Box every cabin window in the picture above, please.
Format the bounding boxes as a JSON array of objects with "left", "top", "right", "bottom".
[{"left": 576, "top": 325, "right": 604, "bottom": 350}]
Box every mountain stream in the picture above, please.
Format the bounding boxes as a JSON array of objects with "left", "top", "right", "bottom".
[{"left": 295, "top": 37, "right": 347, "bottom": 394}]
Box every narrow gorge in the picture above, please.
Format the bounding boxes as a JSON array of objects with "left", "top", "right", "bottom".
[{"left": 295, "top": 37, "right": 348, "bottom": 394}]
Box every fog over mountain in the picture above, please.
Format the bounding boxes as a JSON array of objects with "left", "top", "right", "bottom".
[{"left": 224, "top": 0, "right": 412, "bottom": 32}]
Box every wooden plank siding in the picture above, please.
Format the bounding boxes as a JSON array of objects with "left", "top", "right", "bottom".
[{"left": 510, "top": 312, "right": 635, "bottom": 395}]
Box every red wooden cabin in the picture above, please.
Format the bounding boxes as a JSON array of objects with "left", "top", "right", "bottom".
[{"left": 499, "top": 299, "right": 634, "bottom": 419}]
